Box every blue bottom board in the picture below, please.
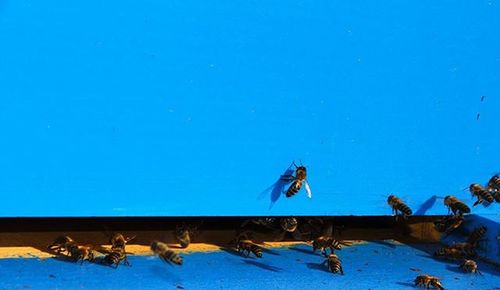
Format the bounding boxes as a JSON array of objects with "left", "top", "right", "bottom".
[{"left": 0, "top": 242, "right": 498, "bottom": 289}]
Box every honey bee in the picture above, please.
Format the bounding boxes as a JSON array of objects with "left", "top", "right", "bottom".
[
  {"left": 312, "top": 236, "right": 345, "bottom": 255},
  {"left": 235, "top": 238, "right": 263, "bottom": 258},
  {"left": 110, "top": 233, "right": 135, "bottom": 251},
  {"left": 460, "top": 259, "right": 481, "bottom": 274},
  {"left": 68, "top": 245, "right": 96, "bottom": 263},
  {"left": 150, "top": 240, "right": 183, "bottom": 265},
  {"left": 487, "top": 175, "right": 500, "bottom": 202},
  {"left": 433, "top": 215, "right": 464, "bottom": 234},
  {"left": 387, "top": 195, "right": 412, "bottom": 219},
  {"left": 47, "top": 235, "right": 75, "bottom": 254},
  {"left": 443, "top": 195, "right": 470, "bottom": 215},
  {"left": 434, "top": 243, "right": 477, "bottom": 260},
  {"left": 280, "top": 217, "right": 298, "bottom": 233},
  {"left": 469, "top": 183, "right": 494, "bottom": 206},
  {"left": 466, "top": 226, "right": 487, "bottom": 247},
  {"left": 102, "top": 248, "right": 129, "bottom": 267},
  {"left": 281, "top": 163, "right": 312, "bottom": 198},
  {"left": 322, "top": 253, "right": 344, "bottom": 275},
  {"left": 414, "top": 274, "right": 444, "bottom": 290}
]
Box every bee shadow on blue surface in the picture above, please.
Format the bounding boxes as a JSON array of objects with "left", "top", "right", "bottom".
[
  {"left": 261, "top": 247, "right": 280, "bottom": 256},
  {"left": 414, "top": 195, "right": 438, "bottom": 215},
  {"left": 219, "top": 247, "right": 256, "bottom": 259},
  {"left": 150, "top": 265, "right": 182, "bottom": 283},
  {"left": 258, "top": 166, "right": 294, "bottom": 209},
  {"left": 243, "top": 260, "right": 283, "bottom": 272},
  {"left": 288, "top": 246, "right": 318, "bottom": 256},
  {"left": 396, "top": 282, "right": 415, "bottom": 288},
  {"left": 305, "top": 262, "right": 330, "bottom": 273}
]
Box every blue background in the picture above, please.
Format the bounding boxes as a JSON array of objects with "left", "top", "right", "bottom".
[{"left": 0, "top": 1, "right": 499, "bottom": 216}]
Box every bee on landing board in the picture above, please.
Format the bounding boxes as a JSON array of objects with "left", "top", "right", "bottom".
[
  {"left": 414, "top": 274, "right": 444, "bottom": 290},
  {"left": 443, "top": 195, "right": 470, "bottom": 216},
  {"left": 322, "top": 253, "right": 344, "bottom": 275},
  {"left": 312, "top": 236, "right": 348, "bottom": 256},
  {"left": 460, "top": 259, "right": 481, "bottom": 274},
  {"left": 433, "top": 215, "right": 463, "bottom": 234},
  {"left": 102, "top": 233, "right": 134, "bottom": 268},
  {"left": 151, "top": 241, "right": 183, "bottom": 266},
  {"left": 434, "top": 242, "right": 477, "bottom": 260},
  {"left": 47, "top": 235, "right": 75, "bottom": 254},
  {"left": 280, "top": 162, "right": 312, "bottom": 198},
  {"left": 387, "top": 195, "right": 412, "bottom": 219},
  {"left": 235, "top": 237, "right": 263, "bottom": 258},
  {"left": 469, "top": 183, "right": 494, "bottom": 206},
  {"left": 68, "top": 245, "right": 96, "bottom": 263}
]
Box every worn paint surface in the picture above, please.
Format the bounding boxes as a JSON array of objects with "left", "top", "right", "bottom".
[
  {"left": 0, "top": 1, "right": 499, "bottom": 217},
  {"left": 0, "top": 242, "right": 498, "bottom": 289}
]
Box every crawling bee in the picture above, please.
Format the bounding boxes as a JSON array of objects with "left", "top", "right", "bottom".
[
  {"left": 151, "top": 240, "right": 183, "bottom": 265},
  {"left": 110, "top": 233, "right": 135, "bottom": 251},
  {"left": 466, "top": 226, "right": 487, "bottom": 247},
  {"left": 433, "top": 215, "right": 463, "bottom": 234},
  {"left": 414, "top": 274, "right": 444, "bottom": 290},
  {"left": 47, "top": 235, "right": 75, "bottom": 254},
  {"left": 387, "top": 195, "right": 412, "bottom": 219},
  {"left": 312, "top": 236, "right": 346, "bottom": 255},
  {"left": 281, "top": 163, "right": 312, "bottom": 198},
  {"left": 460, "top": 259, "right": 481, "bottom": 274},
  {"left": 235, "top": 238, "right": 263, "bottom": 258},
  {"left": 102, "top": 248, "right": 129, "bottom": 267},
  {"left": 322, "top": 253, "right": 344, "bottom": 275},
  {"left": 469, "top": 183, "right": 494, "bottom": 206},
  {"left": 443, "top": 196, "right": 470, "bottom": 215},
  {"left": 434, "top": 243, "right": 477, "bottom": 260},
  {"left": 175, "top": 225, "right": 193, "bottom": 248},
  {"left": 68, "top": 244, "right": 96, "bottom": 263}
]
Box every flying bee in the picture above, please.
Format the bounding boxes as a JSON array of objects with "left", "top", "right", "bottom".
[
  {"left": 414, "top": 274, "right": 444, "bottom": 290},
  {"left": 443, "top": 195, "right": 470, "bottom": 216},
  {"left": 387, "top": 195, "right": 412, "bottom": 219},
  {"left": 322, "top": 253, "right": 344, "bottom": 275},
  {"left": 151, "top": 240, "right": 183, "bottom": 265},
  {"left": 312, "top": 236, "right": 347, "bottom": 256},
  {"left": 281, "top": 162, "right": 312, "bottom": 198},
  {"left": 47, "top": 235, "right": 75, "bottom": 254},
  {"left": 466, "top": 226, "right": 487, "bottom": 247},
  {"left": 487, "top": 174, "right": 500, "bottom": 192},
  {"left": 235, "top": 238, "right": 263, "bottom": 258},
  {"left": 433, "top": 215, "right": 463, "bottom": 234},
  {"left": 460, "top": 259, "right": 481, "bottom": 274},
  {"left": 469, "top": 183, "right": 494, "bottom": 206}
]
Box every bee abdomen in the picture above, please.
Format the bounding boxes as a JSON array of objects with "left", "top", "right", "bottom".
[
  {"left": 396, "top": 202, "right": 412, "bottom": 216},
  {"left": 161, "top": 250, "right": 183, "bottom": 265},
  {"left": 326, "top": 255, "right": 343, "bottom": 275},
  {"left": 453, "top": 202, "right": 471, "bottom": 214},
  {"left": 103, "top": 250, "right": 123, "bottom": 265},
  {"left": 286, "top": 181, "right": 301, "bottom": 197}
]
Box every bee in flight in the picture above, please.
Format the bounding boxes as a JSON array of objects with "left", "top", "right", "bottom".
[
  {"left": 280, "top": 162, "right": 312, "bottom": 198},
  {"left": 322, "top": 253, "right": 344, "bottom": 275},
  {"left": 469, "top": 183, "right": 494, "bottom": 206},
  {"left": 460, "top": 259, "right": 481, "bottom": 274},
  {"left": 151, "top": 241, "right": 183, "bottom": 265},
  {"left": 487, "top": 174, "right": 500, "bottom": 202},
  {"left": 443, "top": 195, "right": 470, "bottom": 216},
  {"left": 387, "top": 195, "right": 412, "bottom": 219},
  {"left": 414, "top": 274, "right": 444, "bottom": 290}
]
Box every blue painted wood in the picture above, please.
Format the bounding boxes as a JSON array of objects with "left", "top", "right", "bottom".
[
  {"left": 0, "top": 243, "right": 498, "bottom": 289},
  {"left": 0, "top": 1, "right": 499, "bottom": 216}
]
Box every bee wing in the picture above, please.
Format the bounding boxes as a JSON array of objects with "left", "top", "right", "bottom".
[{"left": 304, "top": 180, "right": 312, "bottom": 198}]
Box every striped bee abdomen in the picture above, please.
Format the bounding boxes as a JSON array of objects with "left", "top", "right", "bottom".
[
  {"left": 326, "top": 254, "right": 343, "bottom": 275},
  {"left": 286, "top": 180, "right": 302, "bottom": 197}
]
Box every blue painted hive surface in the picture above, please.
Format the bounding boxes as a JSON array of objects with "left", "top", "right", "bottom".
[
  {"left": 0, "top": 1, "right": 499, "bottom": 217},
  {"left": 1, "top": 242, "right": 498, "bottom": 290}
]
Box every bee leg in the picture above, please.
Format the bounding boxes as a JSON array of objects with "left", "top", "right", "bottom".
[
  {"left": 124, "top": 257, "right": 131, "bottom": 267},
  {"left": 340, "top": 265, "right": 344, "bottom": 275}
]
